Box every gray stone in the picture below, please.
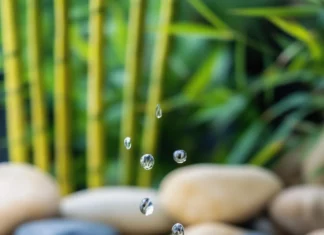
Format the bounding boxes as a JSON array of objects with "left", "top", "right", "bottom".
[{"left": 14, "top": 219, "right": 119, "bottom": 235}]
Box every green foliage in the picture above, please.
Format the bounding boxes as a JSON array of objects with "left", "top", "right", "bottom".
[{"left": 0, "top": 0, "right": 323, "bottom": 188}]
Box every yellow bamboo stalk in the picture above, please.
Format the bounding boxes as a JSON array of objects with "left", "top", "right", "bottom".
[
  {"left": 27, "top": 0, "right": 50, "bottom": 172},
  {"left": 87, "top": 0, "right": 106, "bottom": 188},
  {"left": 137, "top": 0, "right": 174, "bottom": 187},
  {"left": 0, "top": 0, "right": 28, "bottom": 162},
  {"left": 54, "top": 0, "right": 71, "bottom": 194},
  {"left": 120, "top": 0, "right": 147, "bottom": 185}
]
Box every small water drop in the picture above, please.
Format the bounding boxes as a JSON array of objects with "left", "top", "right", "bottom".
[
  {"left": 139, "top": 198, "right": 154, "bottom": 216},
  {"left": 172, "top": 223, "right": 184, "bottom": 235},
  {"left": 156, "top": 104, "right": 162, "bottom": 119},
  {"left": 140, "top": 154, "right": 154, "bottom": 170},
  {"left": 124, "top": 137, "right": 131, "bottom": 150},
  {"left": 173, "top": 150, "right": 187, "bottom": 164}
]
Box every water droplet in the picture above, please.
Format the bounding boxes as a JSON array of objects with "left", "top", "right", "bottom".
[
  {"left": 139, "top": 198, "right": 154, "bottom": 216},
  {"left": 156, "top": 104, "right": 162, "bottom": 119},
  {"left": 173, "top": 150, "right": 187, "bottom": 164},
  {"left": 140, "top": 154, "right": 154, "bottom": 170},
  {"left": 124, "top": 137, "right": 131, "bottom": 150},
  {"left": 172, "top": 223, "right": 184, "bottom": 235}
]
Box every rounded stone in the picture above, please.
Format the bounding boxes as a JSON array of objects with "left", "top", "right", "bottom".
[
  {"left": 270, "top": 186, "right": 324, "bottom": 235},
  {"left": 60, "top": 187, "right": 172, "bottom": 234},
  {"left": 14, "top": 219, "right": 118, "bottom": 235},
  {"left": 307, "top": 229, "right": 324, "bottom": 235},
  {"left": 185, "top": 223, "right": 246, "bottom": 235},
  {"left": 159, "top": 164, "right": 282, "bottom": 224},
  {"left": 0, "top": 163, "right": 60, "bottom": 235}
]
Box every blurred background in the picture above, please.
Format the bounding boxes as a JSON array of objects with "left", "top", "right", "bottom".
[
  {"left": 1, "top": 0, "right": 324, "bottom": 189},
  {"left": 2, "top": 0, "right": 324, "bottom": 234}
]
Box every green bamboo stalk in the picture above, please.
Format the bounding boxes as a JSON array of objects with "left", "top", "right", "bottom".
[
  {"left": 0, "top": 0, "right": 29, "bottom": 162},
  {"left": 27, "top": 0, "right": 50, "bottom": 172},
  {"left": 137, "top": 0, "right": 174, "bottom": 187},
  {"left": 87, "top": 0, "right": 106, "bottom": 188},
  {"left": 120, "top": 0, "right": 147, "bottom": 185},
  {"left": 54, "top": 0, "right": 72, "bottom": 194}
]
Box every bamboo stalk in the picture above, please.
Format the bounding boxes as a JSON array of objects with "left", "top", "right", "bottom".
[
  {"left": 54, "top": 0, "right": 71, "bottom": 194},
  {"left": 87, "top": 0, "right": 106, "bottom": 188},
  {"left": 120, "top": 0, "right": 147, "bottom": 185},
  {"left": 0, "top": 0, "right": 29, "bottom": 162},
  {"left": 27, "top": 0, "right": 50, "bottom": 172},
  {"left": 137, "top": 0, "right": 174, "bottom": 187}
]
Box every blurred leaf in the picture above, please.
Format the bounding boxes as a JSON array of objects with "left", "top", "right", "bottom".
[
  {"left": 197, "top": 87, "right": 233, "bottom": 107},
  {"left": 70, "top": 25, "right": 88, "bottom": 59},
  {"left": 250, "top": 141, "right": 284, "bottom": 166},
  {"left": 251, "top": 70, "right": 315, "bottom": 93},
  {"left": 288, "top": 51, "right": 309, "bottom": 71},
  {"left": 250, "top": 110, "right": 309, "bottom": 165},
  {"left": 188, "top": 0, "right": 229, "bottom": 29},
  {"left": 183, "top": 48, "right": 219, "bottom": 99},
  {"left": 235, "top": 39, "right": 247, "bottom": 90},
  {"left": 227, "top": 121, "right": 265, "bottom": 164},
  {"left": 272, "top": 109, "right": 310, "bottom": 140},
  {"left": 192, "top": 94, "right": 247, "bottom": 127},
  {"left": 268, "top": 17, "right": 321, "bottom": 60},
  {"left": 161, "top": 95, "right": 191, "bottom": 112},
  {"left": 167, "top": 23, "right": 234, "bottom": 40},
  {"left": 276, "top": 41, "right": 304, "bottom": 66},
  {"left": 231, "top": 6, "right": 320, "bottom": 17},
  {"left": 262, "top": 92, "right": 311, "bottom": 121},
  {"left": 109, "top": 1, "right": 127, "bottom": 65}
]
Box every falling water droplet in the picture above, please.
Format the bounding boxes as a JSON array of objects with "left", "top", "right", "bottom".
[
  {"left": 172, "top": 223, "right": 184, "bottom": 235},
  {"left": 139, "top": 198, "right": 154, "bottom": 216},
  {"left": 156, "top": 104, "right": 162, "bottom": 119},
  {"left": 173, "top": 150, "right": 187, "bottom": 164},
  {"left": 124, "top": 137, "right": 131, "bottom": 150},
  {"left": 140, "top": 154, "right": 154, "bottom": 170}
]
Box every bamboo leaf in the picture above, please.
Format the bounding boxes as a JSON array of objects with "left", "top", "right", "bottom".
[
  {"left": 183, "top": 48, "right": 219, "bottom": 99},
  {"left": 167, "top": 23, "right": 234, "bottom": 40},
  {"left": 231, "top": 6, "right": 320, "bottom": 17},
  {"left": 227, "top": 121, "right": 265, "bottom": 164},
  {"left": 188, "top": 0, "right": 228, "bottom": 29},
  {"left": 197, "top": 88, "right": 233, "bottom": 107},
  {"left": 235, "top": 39, "right": 247, "bottom": 90},
  {"left": 262, "top": 92, "right": 311, "bottom": 121},
  {"left": 268, "top": 17, "right": 321, "bottom": 60},
  {"left": 192, "top": 95, "right": 247, "bottom": 127},
  {"left": 250, "top": 141, "right": 284, "bottom": 166},
  {"left": 250, "top": 110, "right": 309, "bottom": 166}
]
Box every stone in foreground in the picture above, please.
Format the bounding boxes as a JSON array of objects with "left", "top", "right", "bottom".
[
  {"left": 159, "top": 164, "right": 282, "bottom": 224},
  {"left": 60, "top": 187, "right": 172, "bottom": 234},
  {"left": 270, "top": 186, "right": 324, "bottom": 235},
  {"left": 0, "top": 163, "right": 60, "bottom": 235}
]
